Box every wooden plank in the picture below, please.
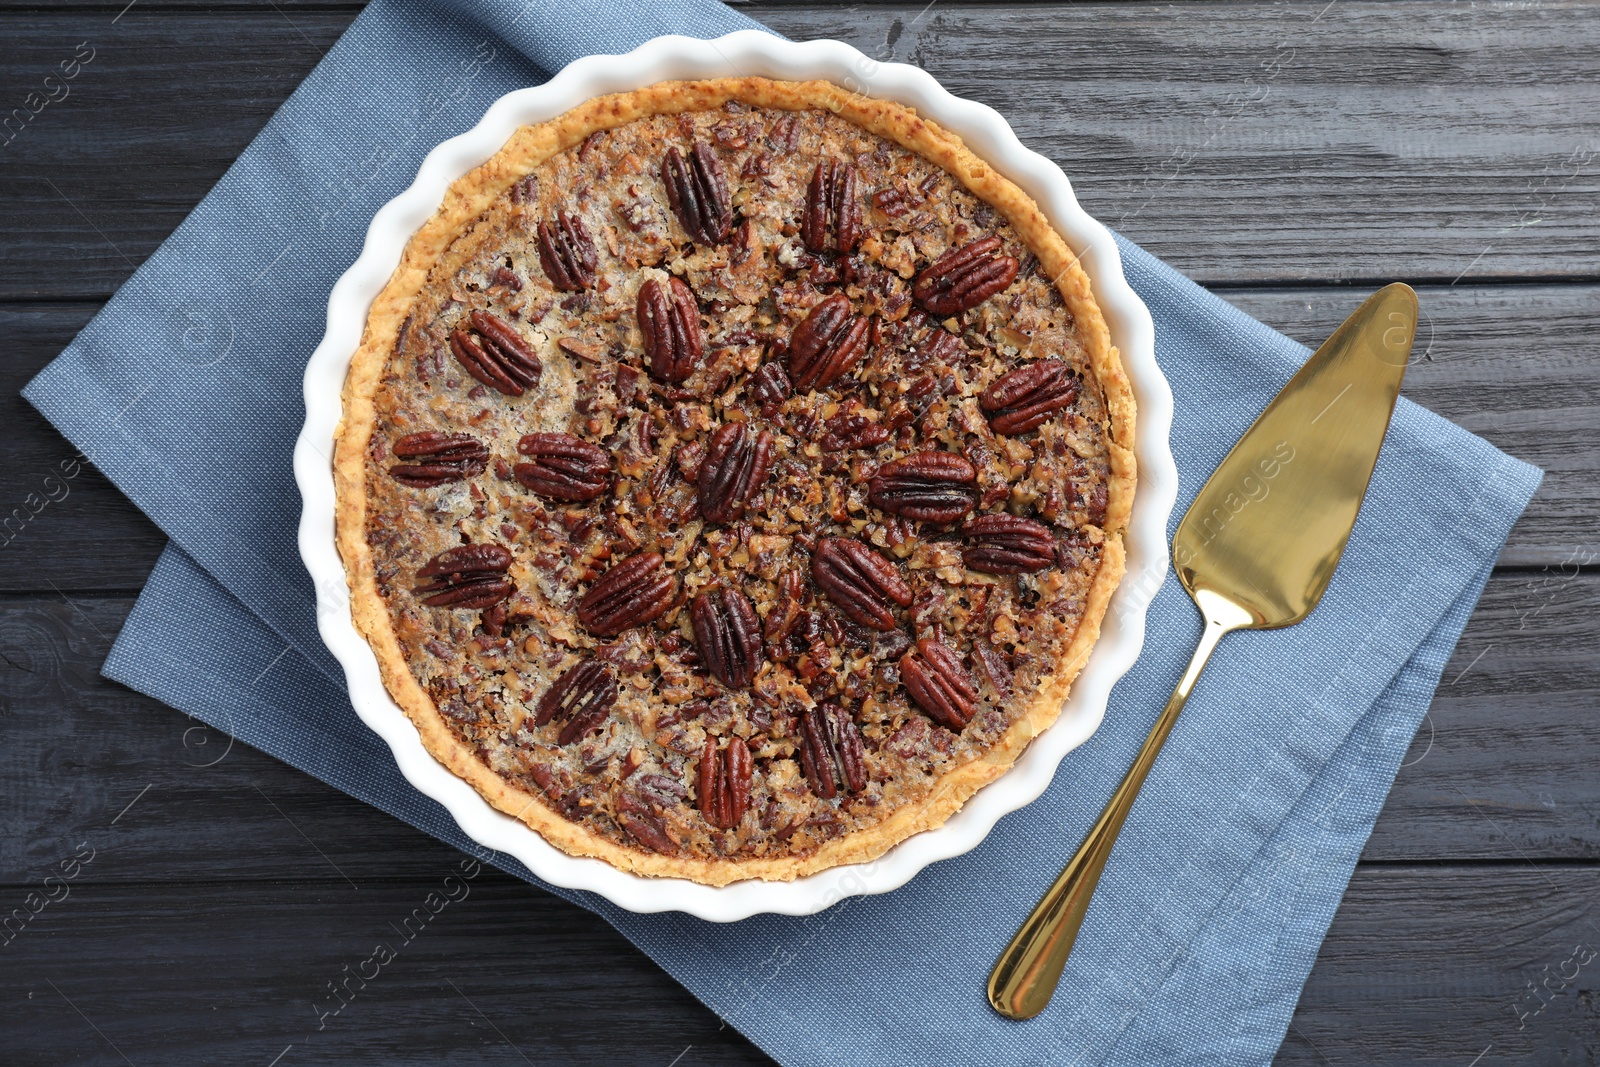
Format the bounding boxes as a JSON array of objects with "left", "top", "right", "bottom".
[
  {"left": 0, "top": 11, "right": 343, "bottom": 301},
  {"left": 0, "top": 593, "right": 449, "bottom": 887},
  {"left": 776, "top": 0, "right": 1600, "bottom": 289},
  {"left": 1, "top": 865, "right": 1593, "bottom": 1064},
  {"left": 0, "top": 303, "right": 167, "bottom": 590},
  {"left": 1281, "top": 865, "right": 1600, "bottom": 1065},
  {"left": 2, "top": 572, "right": 1594, "bottom": 889},
  {"left": 4, "top": 279, "right": 1589, "bottom": 594},
  {"left": 1367, "top": 564, "right": 1600, "bottom": 861},
  {"left": 0, "top": 874, "right": 776, "bottom": 1066},
  {"left": 1, "top": 2, "right": 1597, "bottom": 299}
]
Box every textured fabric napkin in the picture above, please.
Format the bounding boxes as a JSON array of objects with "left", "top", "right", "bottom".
[{"left": 23, "top": 0, "right": 1541, "bottom": 1063}]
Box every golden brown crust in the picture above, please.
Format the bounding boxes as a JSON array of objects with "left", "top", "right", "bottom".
[{"left": 334, "top": 77, "right": 1134, "bottom": 885}]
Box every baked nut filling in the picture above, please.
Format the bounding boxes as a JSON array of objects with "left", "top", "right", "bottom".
[{"left": 337, "top": 79, "right": 1134, "bottom": 884}]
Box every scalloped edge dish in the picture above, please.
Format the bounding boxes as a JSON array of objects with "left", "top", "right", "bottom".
[{"left": 296, "top": 30, "right": 1176, "bottom": 921}]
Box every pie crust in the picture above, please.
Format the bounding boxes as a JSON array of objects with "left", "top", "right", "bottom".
[{"left": 334, "top": 77, "right": 1135, "bottom": 885}]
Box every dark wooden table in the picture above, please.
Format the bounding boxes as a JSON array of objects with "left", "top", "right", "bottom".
[{"left": 3, "top": 2, "right": 1596, "bottom": 1063}]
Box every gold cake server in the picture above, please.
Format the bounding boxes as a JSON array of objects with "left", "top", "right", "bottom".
[{"left": 988, "top": 283, "right": 1419, "bottom": 1020}]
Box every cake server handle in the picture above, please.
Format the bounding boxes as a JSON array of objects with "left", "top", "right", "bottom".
[{"left": 986, "top": 590, "right": 1249, "bottom": 1020}]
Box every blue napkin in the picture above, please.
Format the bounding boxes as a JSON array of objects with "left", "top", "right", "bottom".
[{"left": 24, "top": 1, "right": 1541, "bottom": 1063}]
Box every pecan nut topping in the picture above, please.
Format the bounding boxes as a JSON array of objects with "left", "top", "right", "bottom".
[
  {"left": 690, "top": 586, "right": 764, "bottom": 690},
  {"left": 637, "top": 276, "right": 703, "bottom": 384},
  {"left": 482, "top": 603, "right": 516, "bottom": 639},
  {"left": 810, "top": 536, "right": 913, "bottom": 631},
  {"left": 662, "top": 142, "right": 733, "bottom": 245},
  {"left": 696, "top": 421, "right": 775, "bottom": 525},
  {"left": 449, "top": 309, "right": 542, "bottom": 396},
  {"left": 536, "top": 210, "right": 598, "bottom": 291},
  {"left": 388, "top": 431, "right": 489, "bottom": 487},
  {"left": 507, "top": 173, "right": 538, "bottom": 205},
  {"left": 802, "top": 159, "right": 861, "bottom": 255},
  {"left": 788, "top": 293, "right": 869, "bottom": 392},
  {"left": 973, "top": 643, "right": 1014, "bottom": 698},
  {"left": 819, "top": 412, "right": 889, "bottom": 453},
  {"left": 617, "top": 792, "right": 678, "bottom": 855},
  {"left": 798, "top": 704, "right": 867, "bottom": 799},
  {"left": 697, "top": 735, "right": 752, "bottom": 830},
  {"left": 536, "top": 659, "right": 619, "bottom": 745},
  {"left": 980, "top": 358, "right": 1080, "bottom": 435},
  {"left": 900, "top": 637, "right": 979, "bottom": 730},
  {"left": 576, "top": 551, "right": 675, "bottom": 636},
  {"left": 915, "top": 325, "right": 967, "bottom": 367},
  {"left": 912, "top": 235, "right": 1020, "bottom": 316},
  {"left": 747, "top": 362, "right": 792, "bottom": 416},
  {"left": 514, "top": 432, "right": 611, "bottom": 502},
  {"left": 961, "top": 514, "right": 1057, "bottom": 574},
  {"left": 867, "top": 451, "right": 978, "bottom": 523},
  {"left": 413, "top": 544, "right": 515, "bottom": 610}
]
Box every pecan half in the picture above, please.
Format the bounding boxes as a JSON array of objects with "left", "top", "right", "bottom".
[
  {"left": 802, "top": 159, "right": 861, "bottom": 255},
  {"left": 868, "top": 451, "right": 977, "bottom": 523},
  {"left": 388, "top": 432, "right": 488, "bottom": 487},
  {"left": 514, "top": 432, "right": 611, "bottom": 502},
  {"left": 536, "top": 210, "right": 598, "bottom": 291},
  {"left": 962, "top": 514, "right": 1057, "bottom": 574},
  {"left": 413, "top": 544, "right": 514, "bottom": 610},
  {"left": 819, "top": 412, "right": 889, "bottom": 453},
  {"left": 788, "top": 293, "right": 869, "bottom": 392},
  {"left": 637, "top": 276, "right": 703, "bottom": 384},
  {"left": 617, "top": 793, "right": 677, "bottom": 854},
  {"left": 912, "top": 236, "right": 1019, "bottom": 316},
  {"left": 691, "top": 586, "right": 764, "bottom": 690},
  {"left": 449, "top": 310, "right": 542, "bottom": 396},
  {"left": 480, "top": 602, "right": 509, "bottom": 637},
  {"left": 973, "top": 644, "right": 1014, "bottom": 698},
  {"left": 577, "top": 551, "right": 675, "bottom": 636},
  {"left": 696, "top": 422, "right": 775, "bottom": 524},
  {"left": 980, "top": 359, "right": 1080, "bottom": 434},
  {"left": 900, "top": 637, "right": 979, "bottom": 730},
  {"left": 662, "top": 142, "right": 733, "bottom": 245},
  {"left": 748, "top": 362, "right": 791, "bottom": 416},
  {"left": 697, "top": 736, "right": 752, "bottom": 830},
  {"left": 798, "top": 704, "right": 867, "bottom": 799},
  {"left": 535, "top": 659, "right": 619, "bottom": 745},
  {"left": 810, "top": 537, "right": 913, "bottom": 631},
  {"left": 508, "top": 174, "right": 538, "bottom": 205}
]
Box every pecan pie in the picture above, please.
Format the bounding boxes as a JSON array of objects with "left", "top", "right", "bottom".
[{"left": 335, "top": 78, "right": 1135, "bottom": 885}]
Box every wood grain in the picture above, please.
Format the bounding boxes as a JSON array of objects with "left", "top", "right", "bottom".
[
  {"left": 0, "top": 304, "right": 166, "bottom": 591},
  {"left": 1283, "top": 865, "right": 1600, "bottom": 1066},
  {"left": 3, "top": 281, "right": 1590, "bottom": 594},
  {"left": 1369, "top": 568, "right": 1600, "bottom": 862},
  {"left": 2, "top": 866, "right": 1593, "bottom": 1066},
  {"left": 1, "top": 2, "right": 1597, "bottom": 299},
  {"left": 781, "top": 0, "right": 1600, "bottom": 286},
  {"left": 1, "top": 875, "right": 777, "bottom": 1066},
  {"left": 3, "top": 570, "right": 1595, "bottom": 883}
]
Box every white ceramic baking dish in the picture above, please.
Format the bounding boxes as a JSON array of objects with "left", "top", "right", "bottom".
[{"left": 295, "top": 29, "right": 1176, "bottom": 921}]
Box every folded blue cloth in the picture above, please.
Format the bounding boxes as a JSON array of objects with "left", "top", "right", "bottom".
[{"left": 24, "top": 1, "right": 1541, "bottom": 1063}]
